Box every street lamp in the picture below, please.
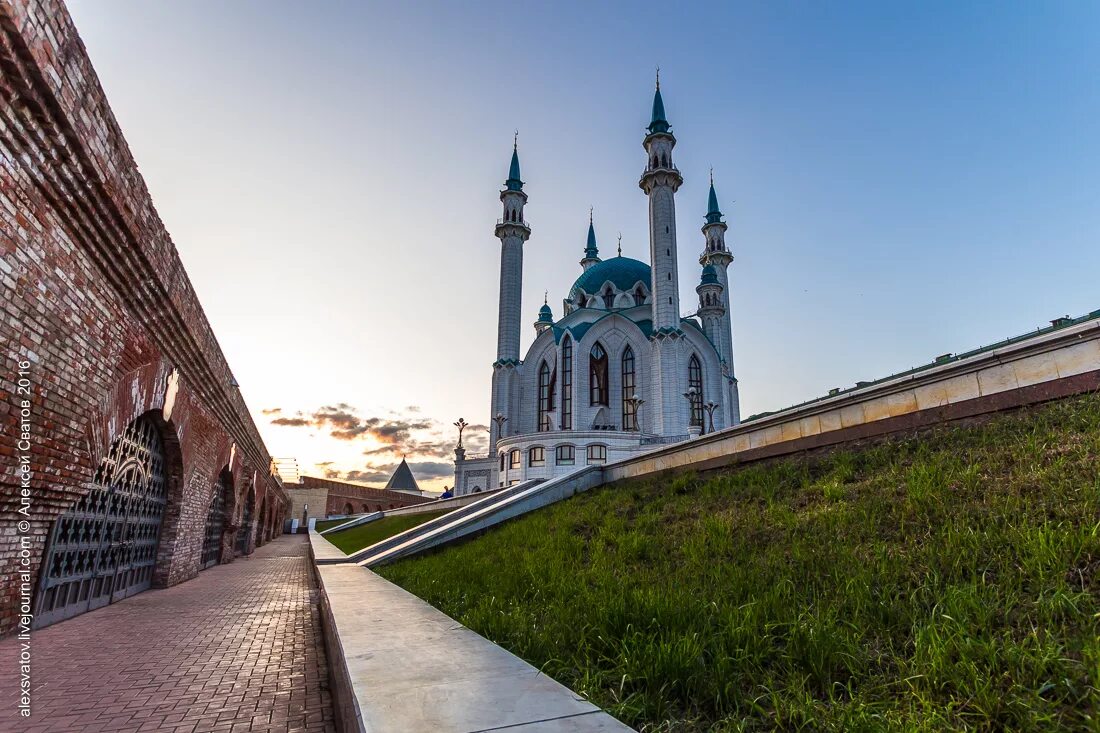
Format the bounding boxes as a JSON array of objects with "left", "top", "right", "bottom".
[
  {"left": 453, "top": 417, "right": 468, "bottom": 447},
  {"left": 492, "top": 413, "right": 508, "bottom": 439},
  {"left": 702, "top": 401, "right": 719, "bottom": 435},
  {"left": 623, "top": 395, "right": 645, "bottom": 432},
  {"left": 682, "top": 387, "right": 700, "bottom": 437}
]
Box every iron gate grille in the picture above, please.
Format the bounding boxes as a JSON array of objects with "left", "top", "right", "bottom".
[
  {"left": 33, "top": 416, "right": 167, "bottom": 628},
  {"left": 201, "top": 477, "right": 228, "bottom": 569},
  {"left": 236, "top": 490, "right": 254, "bottom": 554}
]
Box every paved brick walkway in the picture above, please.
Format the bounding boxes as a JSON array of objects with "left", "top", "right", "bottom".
[{"left": 0, "top": 535, "right": 335, "bottom": 732}]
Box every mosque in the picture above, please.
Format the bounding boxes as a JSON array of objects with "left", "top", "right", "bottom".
[{"left": 453, "top": 80, "right": 740, "bottom": 494}]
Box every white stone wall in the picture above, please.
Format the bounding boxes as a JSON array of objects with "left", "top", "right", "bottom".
[{"left": 647, "top": 185, "right": 681, "bottom": 330}]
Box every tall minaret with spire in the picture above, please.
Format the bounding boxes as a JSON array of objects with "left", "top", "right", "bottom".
[
  {"left": 580, "top": 208, "right": 600, "bottom": 271},
  {"left": 639, "top": 71, "right": 687, "bottom": 434},
  {"left": 490, "top": 136, "right": 531, "bottom": 454},
  {"left": 699, "top": 172, "right": 740, "bottom": 424}
]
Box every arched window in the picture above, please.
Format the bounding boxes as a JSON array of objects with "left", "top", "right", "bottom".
[
  {"left": 343, "top": 503, "right": 353, "bottom": 515},
  {"left": 499, "top": 452, "right": 505, "bottom": 472},
  {"left": 603, "top": 287, "right": 615, "bottom": 309},
  {"left": 589, "top": 342, "right": 609, "bottom": 406},
  {"left": 561, "top": 336, "right": 573, "bottom": 430},
  {"left": 537, "top": 359, "right": 555, "bottom": 432},
  {"left": 633, "top": 286, "right": 646, "bottom": 306},
  {"left": 621, "top": 347, "right": 636, "bottom": 430},
  {"left": 688, "top": 354, "right": 703, "bottom": 427}
]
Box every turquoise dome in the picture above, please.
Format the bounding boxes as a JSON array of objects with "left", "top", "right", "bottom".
[
  {"left": 700, "top": 264, "right": 718, "bottom": 285},
  {"left": 537, "top": 303, "right": 553, "bottom": 323},
  {"left": 570, "top": 257, "right": 651, "bottom": 301}
]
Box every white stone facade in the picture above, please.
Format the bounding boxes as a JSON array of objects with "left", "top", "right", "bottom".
[{"left": 455, "top": 84, "right": 742, "bottom": 494}]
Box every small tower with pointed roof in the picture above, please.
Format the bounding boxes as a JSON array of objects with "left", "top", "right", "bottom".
[
  {"left": 534, "top": 293, "right": 553, "bottom": 335},
  {"left": 384, "top": 457, "right": 423, "bottom": 496},
  {"left": 580, "top": 208, "right": 601, "bottom": 271},
  {"left": 699, "top": 171, "right": 739, "bottom": 424}
]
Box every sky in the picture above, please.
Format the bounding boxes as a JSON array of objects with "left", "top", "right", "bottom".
[{"left": 66, "top": 1, "right": 1100, "bottom": 492}]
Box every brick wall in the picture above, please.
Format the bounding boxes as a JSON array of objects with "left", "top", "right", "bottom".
[
  {"left": 0, "top": 0, "right": 288, "bottom": 635},
  {"left": 285, "top": 476, "right": 426, "bottom": 522}
]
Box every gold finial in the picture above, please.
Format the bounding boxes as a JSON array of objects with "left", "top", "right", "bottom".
[
  {"left": 710, "top": 167, "right": 714, "bottom": 185},
  {"left": 513, "top": 129, "right": 518, "bottom": 150},
  {"left": 589, "top": 206, "right": 593, "bottom": 224},
  {"left": 544, "top": 290, "right": 548, "bottom": 305},
  {"left": 655, "top": 65, "right": 660, "bottom": 90},
  {"left": 617, "top": 233, "right": 622, "bottom": 257}
]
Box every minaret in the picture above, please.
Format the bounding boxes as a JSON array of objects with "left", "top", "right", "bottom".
[
  {"left": 699, "top": 172, "right": 740, "bottom": 424},
  {"left": 534, "top": 293, "right": 553, "bottom": 335},
  {"left": 580, "top": 209, "right": 600, "bottom": 271},
  {"left": 639, "top": 72, "right": 687, "bottom": 435},
  {"left": 639, "top": 72, "right": 683, "bottom": 331},
  {"left": 490, "top": 137, "right": 531, "bottom": 453}
]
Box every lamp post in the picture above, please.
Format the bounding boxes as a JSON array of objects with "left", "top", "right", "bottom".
[
  {"left": 682, "top": 387, "right": 700, "bottom": 438},
  {"left": 492, "top": 413, "right": 508, "bottom": 440},
  {"left": 453, "top": 417, "right": 468, "bottom": 448},
  {"left": 624, "top": 396, "right": 645, "bottom": 432},
  {"left": 702, "top": 401, "right": 719, "bottom": 435}
]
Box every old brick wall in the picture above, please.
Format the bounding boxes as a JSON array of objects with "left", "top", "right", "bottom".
[{"left": 0, "top": 0, "right": 288, "bottom": 634}]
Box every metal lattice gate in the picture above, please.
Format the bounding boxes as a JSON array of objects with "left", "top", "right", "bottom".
[
  {"left": 33, "top": 416, "right": 167, "bottom": 629},
  {"left": 201, "top": 477, "right": 229, "bottom": 569},
  {"left": 235, "top": 489, "right": 254, "bottom": 555}
]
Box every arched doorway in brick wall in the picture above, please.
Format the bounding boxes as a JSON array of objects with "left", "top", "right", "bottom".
[
  {"left": 236, "top": 487, "right": 256, "bottom": 555},
  {"left": 33, "top": 413, "right": 173, "bottom": 629},
  {"left": 201, "top": 471, "right": 232, "bottom": 569}
]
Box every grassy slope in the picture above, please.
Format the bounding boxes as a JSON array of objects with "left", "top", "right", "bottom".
[
  {"left": 314, "top": 518, "right": 351, "bottom": 532},
  {"left": 324, "top": 510, "right": 451, "bottom": 554},
  {"left": 379, "top": 394, "right": 1100, "bottom": 732}
]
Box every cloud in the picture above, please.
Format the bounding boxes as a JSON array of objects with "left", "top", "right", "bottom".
[
  {"left": 267, "top": 403, "right": 436, "bottom": 444},
  {"left": 342, "top": 460, "right": 453, "bottom": 485},
  {"left": 262, "top": 407, "right": 282, "bottom": 415},
  {"left": 271, "top": 416, "right": 310, "bottom": 427}
]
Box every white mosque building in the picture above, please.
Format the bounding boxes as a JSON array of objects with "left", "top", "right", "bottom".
[{"left": 453, "top": 81, "right": 740, "bottom": 494}]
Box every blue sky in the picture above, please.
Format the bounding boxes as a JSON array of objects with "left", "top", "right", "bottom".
[{"left": 67, "top": 1, "right": 1100, "bottom": 489}]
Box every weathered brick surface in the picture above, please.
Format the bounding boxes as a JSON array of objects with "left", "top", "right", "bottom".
[
  {"left": 0, "top": 0, "right": 289, "bottom": 635},
  {"left": 0, "top": 535, "right": 335, "bottom": 732}
]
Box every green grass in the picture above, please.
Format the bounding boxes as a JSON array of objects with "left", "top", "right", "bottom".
[
  {"left": 379, "top": 394, "right": 1100, "bottom": 731},
  {"left": 314, "top": 518, "right": 353, "bottom": 532},
  {"left": 324, "top": 510, "right": 451, "bottom": 554}
]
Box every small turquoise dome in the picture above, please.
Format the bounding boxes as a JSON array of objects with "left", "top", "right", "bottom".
[
  {"left": 700, "top": 264, "right": 718, "bottom": 285},
  {"left": 537, "top": 302, "right": 553, "bottom": 323},
  {"left": 570, "top": 256, "right": 651, "bottom": 302}
]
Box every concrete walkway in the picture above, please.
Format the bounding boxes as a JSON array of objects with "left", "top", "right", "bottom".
[{"left": 0, "top": 535, "right": 335, "bottom": 733}]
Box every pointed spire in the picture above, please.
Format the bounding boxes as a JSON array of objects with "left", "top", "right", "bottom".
[
  {"left": 706, "top": 169, "right": 723, "bottom": 224},
  {"left": 584, "top": 208, "right": 599, "bottom": 260},
  {"left": 505, "top": 131, "right": 523, "bottom": 191},
  {"left": 648, "top": 67, "right": 670, "bottom": 134}
]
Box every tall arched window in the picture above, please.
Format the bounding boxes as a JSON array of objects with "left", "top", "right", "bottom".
[
  {"left": 621, "top": 347, "right": 636, "bottom": 430},
  {"left": 688, "top": 354, "right": 703, "bottom": 427},
  {"left": 537, "top": 360, "right": 554, "bottom": 432},
  {"left": 590, "top": 342, "right": 608, "bottom": 406},
  {"left": 561, "top": 336, "right": 573, "bottom": 430},
  {"left": 633, "top": 286, "right": 646, "bottom": 306},
  {"left": 603, "top": 287, "right": 615, "bottom": 309}
]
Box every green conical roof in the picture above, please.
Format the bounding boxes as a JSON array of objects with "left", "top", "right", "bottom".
[
  {"left": 584, "top": 219, "right": 599, "bottom": 259},
  {"left": 505, "top": 145, "right": 523, "bottom": 191},
  {"left": 648, "top": 83, "right": 670, "bottom": 134},
  {"left": 706, "top": 179, "right": 722, "bottom": 224},
  {"left": 700, "top": 264, "right": 719, "bottom": 285}
]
